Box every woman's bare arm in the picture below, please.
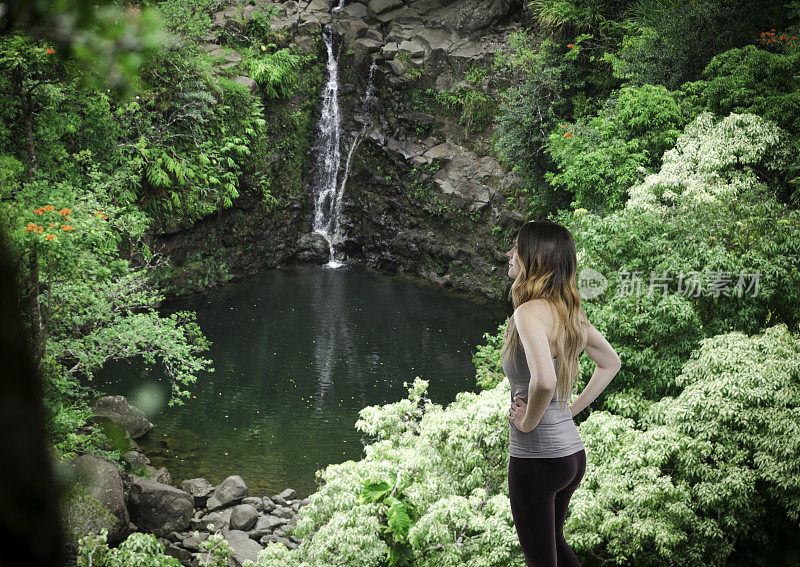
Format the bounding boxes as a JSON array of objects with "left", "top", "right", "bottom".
[
  {"left": 514, "top": 301, "right": 558, "bottom": 431},
  {"left": 570, "top": 313, "right": 621, "bottom": 417}
]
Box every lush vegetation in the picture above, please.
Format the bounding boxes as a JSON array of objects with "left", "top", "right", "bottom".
[
  {"left": 0, "top": 0, "right": 323, "bottom": 559},
  {"left": 3, "top": 0, "right": 799, "bottom": 565}
]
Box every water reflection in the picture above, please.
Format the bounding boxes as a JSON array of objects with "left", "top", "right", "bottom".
[{"left": 92, "top": 264, "right": 510, "bottom": 499}]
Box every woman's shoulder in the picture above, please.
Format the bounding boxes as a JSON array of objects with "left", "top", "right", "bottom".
[{"left": 514, "top": 298, "right": 553, "bottom": 321}]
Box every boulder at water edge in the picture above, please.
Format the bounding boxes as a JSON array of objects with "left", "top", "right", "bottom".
[{"left": 127, "top": 476, "right": 194, "bottom": 537}]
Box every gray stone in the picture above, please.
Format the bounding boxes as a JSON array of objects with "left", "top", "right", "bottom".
[
  {"left": 332, "top": 18, "right": 368, "bottom": 45},
  {"left": 307, "top": 0, "right": 330, "bottom": 13},
  {"left": 353, "top": 38, "right": 383, "bottom": 67},
  {"left": 207, "top": 475, "right": 248, "bottom": 511},
  {"left": 342, "top": 2, "right": 368, "bottom": 18},
  {"left": 252, "top": 514, "right": 287, "bottom": 533},
  {"left": 496, "top": 207, "right": 524, "bottom": 228},
  {"left": 222, "top": 529, "right": 264, "bottom": 565},
  {"left": 423, "top": 142, "right": 466, "bottom": 161},
  {"left": 278, "top": 488, "right": 297, "bottom": 500},
  {"left": 181, "top": 531, "right": 209, "bottom": 552},
  {"left": 296, "top": 232, "right": 329, "bottom": 263},
  {"left": 121, "top": 450, "right": 149, "bottom": 469},
  {"left": 144, "top": 465, "right": 172, "bottom": 485},
  {"left": 241, "top": 496, "right": 263, "bottom": 511},
  {"left": 432, "top": 153, "right": 495, "bottom": 212},
  {"left": 164, "top": 543, "right": 193, "bottom": 565},
  {"left": 272, "top": 506, "right": 294, "bottom": 519},
  {"left": 68, "top": 455, "right": 130, "bottom": 545},
  {"left": 271, "top": 494, "right": 289, "bottom": 507},
  {"left": 90, "top": 395, "right": 153, "bottom": 439},
  {"left": 375, "top": 6, "right": 415, "bottom": 22},
  {"left": 230, "top": 504, "right": 259, "bottom": 531},
  {"left": 397, "top": 39, "right": 425, "bottom": 58},
  {"left": 423, "top": 0, "right": 520, "bottom": 35},
  {"left": 369, "top": 0, "right": 403, "bottom": 15},
  {"left": 192, "top": 507, "right": 232, "bottom": 532},
  {"left": 261, "top": 496, "right": 276, "bottom": 513},
  {"left": 233, "top": 75, "right": 258, "bottom": 95},
  {"left": 181, "top": 478, "right": 214, "bottom": 507},
  {"left": 386, "top": 138, "right": 426, "bottom": 160},
  {"left": 381, "top": 41, "right": 399, "bottom": 58},
  {"left": 388, "top": 58, "right": 406, "bottom": 75},
  {"left": 413, "top": 28, "right": 454, "bottom": 53},
  {"left": 128, "top": 476, "right": 194, "bottom": 537}
]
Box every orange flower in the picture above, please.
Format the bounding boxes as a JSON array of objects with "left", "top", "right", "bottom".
[
  {"left": 49, "top": 223, "right": 54, "bottom": 227},
  {"left": 102, "top": 215, "right": 108, "bottom": 219},
  {"left": 565, "top": 131, "right": 573, "bottom": 137},
  {"left": 58, "top": 208, "right": 72, "bottom": 215},
  {"left": 45, "top": 48, "right": 55, "bottom": 55},
  {"left": 46, "top": 234, "right": 55, "bottom": 241},
  {"left": 567, "top": 44, "right": 574, "bottom": 49}
]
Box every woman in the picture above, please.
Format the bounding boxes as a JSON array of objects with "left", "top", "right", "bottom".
[{"left": 503, "top": 219, "right": 621, "bottom": 567}]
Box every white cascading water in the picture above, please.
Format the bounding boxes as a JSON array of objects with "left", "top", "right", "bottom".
[
  {"left": 311, "top": 25, "right": 343, "bottom": 267},
  {"left": 310, "top": 19, "right": 377, "bottom": 268}
]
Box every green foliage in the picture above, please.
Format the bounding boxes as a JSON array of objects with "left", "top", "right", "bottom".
[
  {"left": 414, "top": 87, "right": 497, "bottom": 136},
  {"left": 2, "top": 176, "right": 215, "bottom": 461},
  {"left": 626, "top": 112, "right": 791, "bottom": 210},
  {"left": 683, "top": 45, "right": 800, "bottom": 136},
  {"left": 60, "top": 484, "right": 120, "bottom": 557},
  {"left": 149, "top": 0, "right": 223, "bottom": 40},
  {"left": 491, "top": 32, "right": 614, "bottom": 214},
  {"left": 117, "top": 47, "right": 267, "bottom": 221},
  {"left": 574, "top": 322, "right": 800, "bottom": 566},
  {"left": 359, "top": 471, "right": 419, "bottom": 566},
  {"left": 243, "top": 45, "right": 305, "bottom": 101},
  {"left": 197, "top": 526, "right": 233, "bottom": 566},
  {"left": 551, "top": 112, "right": 800, "bottom": 410},
  {"left": 545, "top": 83, "right": 695, "bottom": 212},
  {"left": 473, "top": 319, "right": 507, "bottom": 390},
  {"left": 527, "top": 0, "right": 632, "bottom": 30},
  {"left": 607, "top": 0, "right": 791, "bottom": 89},
  {"left": 77, "top": 528, "right": 181, "bottom": 566}
]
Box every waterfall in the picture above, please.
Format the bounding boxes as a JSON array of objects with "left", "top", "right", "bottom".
[
  {"left": 310, "top": 25, "right": 343, "bottom": 267},
  {"left": 310, "top": 23, "right": 377, "bottom": 269}
]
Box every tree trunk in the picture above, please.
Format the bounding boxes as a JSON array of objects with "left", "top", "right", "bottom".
[
  {"left": 23, "top": 90, "right": 36, "bottom": 182},
  {"left": 26, "top": 246, "right": 44, "bottom": 376}
]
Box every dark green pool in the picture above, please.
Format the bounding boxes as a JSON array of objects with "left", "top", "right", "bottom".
[{"left": 92, "top": 263, "right": 511, "bottom": 499}]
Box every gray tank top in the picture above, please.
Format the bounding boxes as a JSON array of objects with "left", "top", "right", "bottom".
[{"left": 504, "top": 344, "right": 584, "bottom": 458}]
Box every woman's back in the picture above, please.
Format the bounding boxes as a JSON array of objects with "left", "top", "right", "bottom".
[{"left": 504, "top": 344, "right": 584, "bottom": 458}]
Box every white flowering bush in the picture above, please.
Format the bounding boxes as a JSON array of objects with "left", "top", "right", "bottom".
[
  {"left": 567, "top": 323, "right": 800, "bottom": 566},
  {"left": 627, "top": 112, "right": 790, "bottom": 210},
  {"left": 245, "top": 377, "right": 525, "bottom": 567},
  {"left": 76, "top": 528, "right": 181, "bottom": 566}
]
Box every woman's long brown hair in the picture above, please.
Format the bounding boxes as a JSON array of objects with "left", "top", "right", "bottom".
[{"left": 501, "top": 220, "right": 588, "bottom": 411}]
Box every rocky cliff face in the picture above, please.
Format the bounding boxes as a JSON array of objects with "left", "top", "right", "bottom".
[{"left": 152, "top": 0, "right": 529, "bottom": 302}]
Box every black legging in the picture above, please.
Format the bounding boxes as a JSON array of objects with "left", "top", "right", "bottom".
[{"left": 508, "top": 449, "right": 586, "bottom": 567}]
